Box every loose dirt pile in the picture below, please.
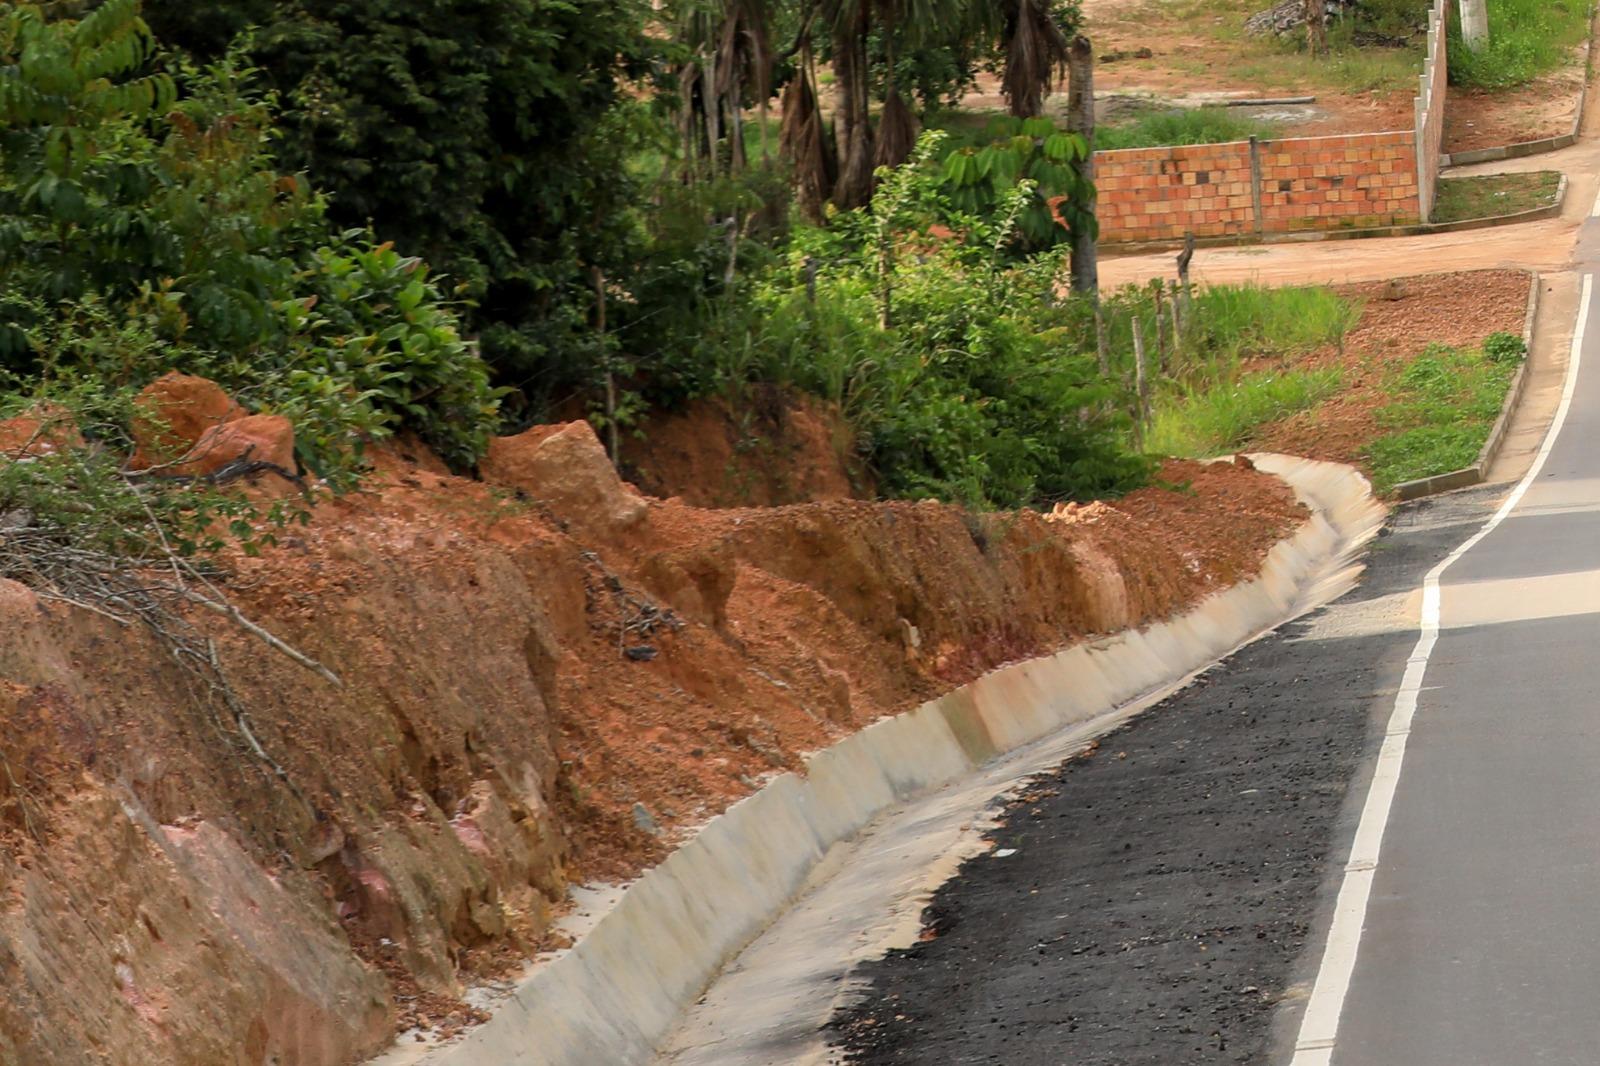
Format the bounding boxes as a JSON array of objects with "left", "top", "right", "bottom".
[{"left": 0, "top": 379, "right": 1305, "bottom": 1066}]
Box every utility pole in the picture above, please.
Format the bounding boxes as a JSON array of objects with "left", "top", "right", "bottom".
[{"left": 1459, "top": 0, "right": 1488, "bottom": 51}]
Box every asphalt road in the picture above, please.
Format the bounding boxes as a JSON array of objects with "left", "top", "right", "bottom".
[
  {"left": 829, "top": 488, "right": 1503, "bottom": 1065},
  {"left": 1289, "top": 271, "right": 1600, "bottom": 1066}
]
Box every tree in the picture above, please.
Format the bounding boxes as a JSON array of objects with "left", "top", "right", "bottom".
[
  {"left": 1304, "top": 0, "right": 1327, "bottom": 56},
  {"left": 1000, "top": 0, "right": 1080, "bottom": 119},
  {"left": 145, "top": 0, "right": 656, "bottom": 416},
  {"left": 1065, "top": 35, "right": 1097, "bottom": 293}
]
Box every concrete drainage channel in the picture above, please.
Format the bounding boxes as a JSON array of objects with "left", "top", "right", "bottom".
[{"left": 375, "top": 454, "right": 1387, "bottom": 1066}]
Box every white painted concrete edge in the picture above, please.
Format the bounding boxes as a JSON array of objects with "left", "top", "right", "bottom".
[{"left": 382, "top": 454, "right": 1387, "bottom": 1066}]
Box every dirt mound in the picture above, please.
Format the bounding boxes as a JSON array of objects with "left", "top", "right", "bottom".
[
  {"left": 0, "top": 395, "right": 1305, "bottom": 1064},
  {"left": 623, "top": 387, "right": 871, "bottom": 508}
]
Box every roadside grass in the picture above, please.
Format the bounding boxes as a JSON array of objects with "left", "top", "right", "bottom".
[
  {"left": 1449, "top": 0, "right": 1591, "bottom": 90},
  {"left": 1147, "top": 367, "right": 1343, "bottom": 457},
  {"left": 1134, "top": 283, "right": 1358, "bottom": 456},
  {"left": 1364, "top": 334, "right": 1524, "bottom": 492},
  {"left": 1431, "top": 171, "right": 1562, "bottom": 224}
]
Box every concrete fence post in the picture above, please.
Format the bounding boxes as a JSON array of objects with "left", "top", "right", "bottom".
[
  {"left": 1458, "top": 0, "right": 1488, "bottom": 51},
  {"left": 1248, "top": 135, "right": 1265, "bottom": 238}
]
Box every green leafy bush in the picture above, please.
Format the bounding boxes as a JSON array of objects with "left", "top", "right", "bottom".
[
  {"left": 1484, "top": 330, "right": 1528, "bottom": 364},
  {"left": 936, "top": 116, "right": 1095, "bottom": 251},
  {"left": 145, "top": 0, "right": 657, "bottom": 415},
  {"left": 0, "top": 2, "right": 499, "bottom": 476}
]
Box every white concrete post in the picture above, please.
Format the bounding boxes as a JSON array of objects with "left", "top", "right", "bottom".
[{"left": 1458, "top": 0, "right": 1488, "bottom": 51}]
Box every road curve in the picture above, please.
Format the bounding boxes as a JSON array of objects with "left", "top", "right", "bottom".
[{"left": 1289, "top": 268, "right": 1600, "bottom": 1058}]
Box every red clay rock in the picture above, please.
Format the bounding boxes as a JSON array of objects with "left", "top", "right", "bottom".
[
  {"left": 172, "top": 414, "right": 296, "bottom": 479},
  {"left": 0, "top": 405, "right": 84, "bottom": 459},
  {"left": 481, "top": 421, "right": 647, "bottom": 534},
  {"left": 129, "top": 372, "right": 244, "bottom": 470}
]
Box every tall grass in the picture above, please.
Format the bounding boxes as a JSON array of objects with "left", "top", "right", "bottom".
[
  {"left": 1450, "top": 0, "right": 1591, "bottom": 90},
  {"left": 1147, "top": 368, "right": 1342, "bottom": 458},
  {"left": 1096, "top": 107, "right": 1278, "bottom": 150}
]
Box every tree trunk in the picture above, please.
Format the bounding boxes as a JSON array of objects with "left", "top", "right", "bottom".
[
  {"left": 1066, "top": 35, "right": 1098, "bottom": 295},
  {"left": 1458, "top": 0, "right": 1488, "bottom": 51},
  {"left": 831, "top": 2, "right": 876, "bottom": 209},
  {"left": 1304, "top": 0, "right": 1327, "bottom": 56}
]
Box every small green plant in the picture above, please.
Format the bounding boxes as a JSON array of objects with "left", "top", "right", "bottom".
[{"left": 1484, "top": 330, "right": 1528, "bottom": 364}]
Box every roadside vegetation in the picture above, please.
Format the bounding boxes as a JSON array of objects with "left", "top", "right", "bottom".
[
  {"left": 1432, "top": 171, "right": 1563, "bottom": 224},
  {"left": 1158, "top": 0, "right": 1428, "bottom": 95},
  {"left": 1449, "top": 0, "right": 1592, "bottom": 90},
  {"left": 1136, "top": 286, "right": 1358, "bottom": 457},
  {"left": 1095, "top": 107, "right": 1279, "bottom": 150},
  {"left": 1365, "top": 333, "right": 1525, "bottom": 492}
]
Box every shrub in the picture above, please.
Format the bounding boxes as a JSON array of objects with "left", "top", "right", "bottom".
[{"left": 0, "top": 2, "right": 500, "bottom": 476}]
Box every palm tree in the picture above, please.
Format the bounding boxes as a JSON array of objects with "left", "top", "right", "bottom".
[
  {"left": 671, "top": 0, "right": 775, "bottom": 180},
  {"left": 1000, "top": 0, "right": 1075, "bottom": 119}
]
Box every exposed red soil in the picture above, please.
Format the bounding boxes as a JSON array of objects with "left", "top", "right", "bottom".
[
  {"left": 1445, "top": 66, "right": 1585, "bottom": 156},
  {"left": 622, "top": 386, "right": 872, "bottom": 507},
  {"left": 0, "top": 381, "right": 1307, "bottom": 1065},
  {"left": 1249, "top": 269, "right": 1531, "bottom": 467}
]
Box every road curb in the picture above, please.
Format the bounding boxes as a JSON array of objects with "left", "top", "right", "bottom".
[
  {"left": 378, "top": 457, "right": 1387, "bottom": 1066},
  {"left": 1393, "top": 270, "right": 1541, "bottom": 501}
]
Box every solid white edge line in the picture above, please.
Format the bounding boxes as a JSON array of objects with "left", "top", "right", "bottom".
[
  {"left": 1591, "top": 186, "right": 1600, "bottom": 218},
  {"left": 1288, "top": 272, "right": 1593, "bottom": 1064}
]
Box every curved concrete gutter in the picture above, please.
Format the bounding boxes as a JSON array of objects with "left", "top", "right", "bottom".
[{"left": 376, "top": 454, "right": 1385, "bottom": 1066}]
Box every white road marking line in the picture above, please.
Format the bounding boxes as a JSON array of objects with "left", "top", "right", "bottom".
[
  {"left": 1591, "top": 186, "right": 1600, "bottom": 217},
  {"left": 1288, "top": 272, "right": 1593, "bottom": 1064}
]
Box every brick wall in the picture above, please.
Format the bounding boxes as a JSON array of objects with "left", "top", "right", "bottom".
[{"left": 1096, "top": 131, "right": 1423, "bottom": 245}]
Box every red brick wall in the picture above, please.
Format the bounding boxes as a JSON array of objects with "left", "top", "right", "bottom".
[{"left": 1095, "top": 131, "right": 1423, "bottom": 245}]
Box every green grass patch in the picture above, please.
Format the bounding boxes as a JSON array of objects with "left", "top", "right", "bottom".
[
  {"left": 1096, "top": 107, "right": 1279, "bottom": 150},
  {"left": 1432, "top": 170, "right": 1562, "bottom": 223},
  {"left": 1114, "top": 282, "right": 1356, "bottom": 458},
  {"left": 1146, "top": 368, "right": 1343, "bottom": 458},
  {"left": 1449, "top": 0, "right": 1591, "bottom": 90},
  {"left": 1364, "top": 334, "right": 1524, "bottom": 493}
]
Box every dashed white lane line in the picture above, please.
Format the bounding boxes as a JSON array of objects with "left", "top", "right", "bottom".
[{"left": 1287, "top": 272, "right": 1594, "bottom": 1066}]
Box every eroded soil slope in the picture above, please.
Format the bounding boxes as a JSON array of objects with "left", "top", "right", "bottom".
[{"left": 0, "top": 392, "right": 1303, "bottom": 1066}]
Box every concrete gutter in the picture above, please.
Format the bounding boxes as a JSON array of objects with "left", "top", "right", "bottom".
[
  {"left": 1393, "top": 270, "right": 1541, "bottom": 501},
  {"left": 375, "top": 455, "right": 1386, "bottom": 1066}
]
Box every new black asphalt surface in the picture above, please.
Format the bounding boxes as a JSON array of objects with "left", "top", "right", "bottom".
[{"left": 829, "top": 488, "right": 1502, "bottom": 1066}]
